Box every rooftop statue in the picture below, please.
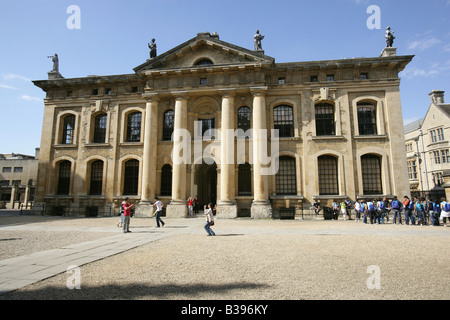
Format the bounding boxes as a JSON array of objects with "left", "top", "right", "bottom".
[
  {"left": 254, "top": 30, "right": 264, "bottom": 51},
  {"left": 148, "top": 38, "right": 157, "bottom": 59},
  {"left": 48, "top": 53, "right": 59, "bottom": 72},
  {"left": 385, "top": 27, "right": 395, "bottom": 48}
]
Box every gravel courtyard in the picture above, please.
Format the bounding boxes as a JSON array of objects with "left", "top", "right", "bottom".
[{"left": 0, "top": 212, "right": 449, "bottom": 300}]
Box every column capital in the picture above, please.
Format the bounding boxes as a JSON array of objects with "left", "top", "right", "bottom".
[
  {"left": 142, "top": 93, "right": 160, "bottom": 102},
  {"left": 218, "top": 88, "right": 236, "bottom": 98},
  {"left": 250, "top": 86, "right": 268, "bottom": 96},
  {"left": 171, "top": 91, "right": 189, "bottom": 101}
]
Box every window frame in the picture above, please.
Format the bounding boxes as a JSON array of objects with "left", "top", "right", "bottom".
[
  {"left": 273, "top": 105, "right": 294, "bottom": 138},
  {"left": 315, "top": 103, "right": 335, "bottom": 136},
  {"left": 318, "top": 155, "right": 339, "bottom": 195},
  {"left": 126, "top": 112, "right": 142, "bottom": 142}
]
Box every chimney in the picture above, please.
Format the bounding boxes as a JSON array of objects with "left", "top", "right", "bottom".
[{"left": 429, "top": 90, "right": 445, "bottom": 104}]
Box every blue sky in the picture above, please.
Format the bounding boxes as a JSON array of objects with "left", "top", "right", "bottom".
[{"left": 0, "top": 0, "right": 449, "bottom": 155}]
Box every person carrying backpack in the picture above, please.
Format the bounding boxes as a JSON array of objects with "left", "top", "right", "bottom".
[
  {"left": 367, "top": 199, "right": 376, "bottom": 224},
  {"left": 440, "top": 197, "right": 450, "bottom": 227},
  {"left": 403, "top": 196, "right": 414, "bottom": 225},
  {"left": 414, "top": 197, "right": 425, "bottom": 226},
  {"left": 429, "top": 199, "right": 440, "bottom": 226},
  {"left": 392, "top": 196, "right": 402, "bottom": 225},
  {"left": 377, "top": 198, "right": 385, "bottom": 224}
]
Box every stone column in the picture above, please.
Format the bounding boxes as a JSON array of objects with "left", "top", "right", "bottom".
[
  {"left": 251, "top": 87, "right": 272, "bottom": 218},
  {"left": 167, "top": 93, "right": 189, "bottom": 218},
  {"left": 136, "top": 93, "right": 159, "bottom": 217},
  {"left": 217, "top": 91, "right": 237, "bottom": 218}
]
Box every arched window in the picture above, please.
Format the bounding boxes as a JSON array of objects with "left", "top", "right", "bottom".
[
  {"left": 162, "top": 110, "right": 174, "bottom": 141},
  {"left": 194, "top": 58, "right": 214, "bottom": 66},
  {"left": 161, "top": 165, "right": 172, "bottom": 196},
  {"left": 273, "top": 105, "right": 294, "bottom": 137},
  {"left": 237, "top": 107, "right": 251, "bottom": 133},
  {"left": 93, "top": 114, "right": 107, "bottom": 143},
  {"left": 276, "top": 156, "right": 297, "bottom": 195},
  {"left": 318, "top": 155, "right": 338, "bottom": 195},
  {"left": 361, "top": 154, "right": 382, "bottom": 195},
  {"left": 357, "top": 101, "right": 377, "bottom": 135},
  {"left": 238, "top": 163, "right": 252, "bottom": 196},
  {"left": 315, "top": 103, "right": 335, "bottom": 136},
  {"left": 62, "top": 115, "right": 75, "bottom": 144},
  {"left": 123, "top": 159, "right": 139, "bottom": 195},
  {"left": 126, "top": 112, "right": 142, "bottom": 142},
  {"left": 57, "top": 161, "right": 71, "bottom": 195},
  {"left": 89, "top": 160, "right": 103, "bottom": 195}
]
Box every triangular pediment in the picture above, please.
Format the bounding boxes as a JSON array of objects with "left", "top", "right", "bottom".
[{"left": 134, "top": 32, "right": 275, "bottom": 73}]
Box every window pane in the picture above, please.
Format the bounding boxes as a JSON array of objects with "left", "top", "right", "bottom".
[
  {"left": 161, "top": 165, "right": 172, "bottom": 196},
  {"left": 127, "top": 112, "right": 141, "bottom": 142},
  {"left": 315, "top": 103, "right": 335, "bottom": 136},
  {"left": 162, "top": 110, "right": 174, "bottom": 141},
  {"left": 276, "top": 156, "right": 296, "bottom": 195},
  {"left": 123, "top": 160, "right": 139, "bottom": 195},
  {"left": 273, "top": 105, "right": 294, "bottom": 137},
  {"left": 57, "top": 161, "right": 71, "bottom": 195},
  {"left": 89, "top": 160, "right": 103, "bottom": 195},
  {"left": 93, "top": 114, "right": 107, "bottom": 143},
  {"left": 318, "top": 156, "right": 338, "bottom": 195},
  {"left": 237, "top": 107, "right": 251, "bottom": 133},
  {"left": 62, "top": 115, "right": 75, "bottom": 144},
  {"left": 361, "top": 155, "right": 382, "bottom": 195},
  {"left": 238, "top": 163, "right": 252, "bottom": 196},
  {"left": 358, "top": 102, "right": 377, "bottom": 135}
]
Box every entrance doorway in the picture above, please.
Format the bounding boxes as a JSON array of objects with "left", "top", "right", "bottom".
[{"left": 194, "top": 161, "right": 217, "bottom": 208}]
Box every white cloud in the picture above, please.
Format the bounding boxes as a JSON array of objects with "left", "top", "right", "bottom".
[
  {"left": 2, "top": 73, "right": 31, "bottom": 82},
  {"left": 407, "top": 37, "right": 442, "bottom": 52},
  {"left": 19, "top": 95, "right": 41, "bottom": 102},
  {"left": 0, "top": 83, "right": 18, "bottom": 90}
]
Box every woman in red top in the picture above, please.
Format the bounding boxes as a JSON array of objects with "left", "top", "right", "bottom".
[{"left": 188, "top": 197, "right": 194, "bottom": 216}]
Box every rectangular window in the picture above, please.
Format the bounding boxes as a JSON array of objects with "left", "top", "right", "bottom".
[
  {"left": 310, "top": 75, "right": 318, "bottom": 82},
  {"left": 91, "top": 89, "right": 99, "bottom": 95},
  {"left": 315, "top": 103, "right": 335, "bottom": 136},
  {"left": 2, "top": 167, "right": 11, "bottom": 173},
  {"left": 318, "top": 156, "right": 338, "bottom": 195},
  {"left": 437, "top": 128, "right": 444, "bottom": 141},
  {"left": 13, "top": 167, "right": 23, "bottom": 173},
  {"left": 407, "top": 160, "right": 417, "bottom": 180},
  {"left": 360, "top": 73, "right": 369, "bottom": 80},
  {"left": 433, "top": 151, "right": 441, "bottom": 164},
  {"left": 0, "top": 180, "right": 10, "bottom": 187},
  {"left": 278, "top": 77, "right": 286, "bottom": 84},
  {"left": 326, "top": 74, "right": 335, "bottom": 82},
  {"left": 361, "top": 155, "right": 382, "bottom": 195},
  {"left": 276, "top": 157, "right": 297, "bottom": 195},
  {"left": 273, "top": 105, "right": 294, "bottom": 137},
  {"left": 430, "top": 130, "right": 437, "bottom": 143},
  {"left": 200, "top": 78, "right": 207, "bottom": 85}
]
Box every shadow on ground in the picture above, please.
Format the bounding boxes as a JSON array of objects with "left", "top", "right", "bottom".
[{"left": 1, "top": 282, "right": 270, "bottom": 300}]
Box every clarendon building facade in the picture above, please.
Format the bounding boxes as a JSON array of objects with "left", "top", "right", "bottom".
[
  {"left": 404, "top": 90, "right": 450, "bottom": 201},
  {"left": 32, "top": 32, "right": 413, "bottom": 218}
]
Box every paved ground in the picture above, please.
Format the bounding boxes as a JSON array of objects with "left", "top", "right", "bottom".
[{"left": 0, "top": 210, "right": 449, "bottom": 301}]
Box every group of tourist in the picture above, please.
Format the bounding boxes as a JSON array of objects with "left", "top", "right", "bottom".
[
  {"left": 314, "top": 196, "right": 450, "bottom": 227},
  {"left": 116, "top": 196, "right": 217, "bottom": 236}
]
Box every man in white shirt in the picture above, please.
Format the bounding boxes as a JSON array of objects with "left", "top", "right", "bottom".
[{"left": 151, "top": 197, "right": 165, "bottom": 227}]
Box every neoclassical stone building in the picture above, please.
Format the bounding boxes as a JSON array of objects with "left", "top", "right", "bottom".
[{"left": 32, "top": 32, "right": 413, "bottom": 218}]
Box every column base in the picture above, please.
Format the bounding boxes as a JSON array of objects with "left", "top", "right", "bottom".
[
  {"left": 251, "top": 201, "right": 272, "bottom": 219},
  {"left": 216, "top": 202, "right": 237, "bottom": 219},
  {"left": 134, "top": 204, "right": 155, "bottom": 218},
  {"left": 166, "top": 201, "right": 188, "bottom": 218}
]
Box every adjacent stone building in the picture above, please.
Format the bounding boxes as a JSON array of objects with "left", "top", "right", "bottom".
[
  {"left": 32, "top": 32, "right": 413, "bottom": 218},
  {"left": 0, "top": 149, "right": 39, "bottom": 209},
  {"left": 404, "top": 90, "right": 450, "bottom": 200}
]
